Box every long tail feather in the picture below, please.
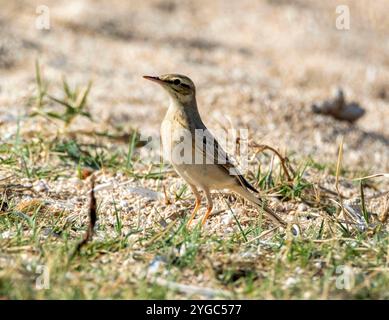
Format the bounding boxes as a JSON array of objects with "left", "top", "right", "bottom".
[{"left": 231, "top": 185, "right": 286, "bottom": 227}]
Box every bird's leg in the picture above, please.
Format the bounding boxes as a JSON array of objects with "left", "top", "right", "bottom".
[
  {"left": 186, "top": 184, "right": 202, "bottom": 228},
  {"left": 187, "top": 199, "right": 201, "bottom": 227},
  {"left": 201, "top": 188, "right": 213, "bottom": 226}
]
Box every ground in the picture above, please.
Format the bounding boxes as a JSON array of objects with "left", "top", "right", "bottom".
[{"left": 0, "top": 0, "right": 388, "bottom": 299}]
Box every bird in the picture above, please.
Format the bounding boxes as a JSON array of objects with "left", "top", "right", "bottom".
[{"left": 143, "top": 74, "right": 286, "bottom": 228}]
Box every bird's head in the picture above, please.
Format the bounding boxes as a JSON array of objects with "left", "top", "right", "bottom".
[{"left": 143, "top": 74, "right": 196, "bottom": 103}]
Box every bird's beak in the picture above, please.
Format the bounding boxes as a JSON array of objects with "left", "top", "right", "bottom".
[{"left": 143, "top": 75, "right": 164, "bottom": 84}]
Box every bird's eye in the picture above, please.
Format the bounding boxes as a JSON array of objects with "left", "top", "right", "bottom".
[{"left": 173, "top": 79, "right": 181, "bottom": 85}]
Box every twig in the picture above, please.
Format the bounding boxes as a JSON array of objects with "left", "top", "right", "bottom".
[
  {"left": 162, "top": 184, "right": 171, "bottom": 205},
  {"left": 250, "top": 142, "right": 294, "bottom": 181},
  {"left": 70, "top": 175, "right": 97, "bottom": 258},
  {"left": 144, "top": 220, "right": 177, "bottom": 247},
  {"left": 335, "top": 136, "right": 344, "bottom": 197},
  {"left": 0, "top": 175, "right": 14, "bottom": 183},
  {"left": 318, "top": 185, "right": 345, "bottom": 197},
  {"left": 353, "top": 173, "right": 389, "bottom": 181}
]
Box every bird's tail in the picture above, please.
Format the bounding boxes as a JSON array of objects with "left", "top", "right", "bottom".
[{"left": 231, "top": 185, "right": 286, "bottom": 227}]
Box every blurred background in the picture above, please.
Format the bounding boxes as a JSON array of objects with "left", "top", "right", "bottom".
[{"left": 0, "top": 0, "right": 388, "bottom": 172}]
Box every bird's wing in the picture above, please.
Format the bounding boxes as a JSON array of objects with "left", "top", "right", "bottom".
[{"left": 192, "top": 127, "right": 259, "bottom": 193}]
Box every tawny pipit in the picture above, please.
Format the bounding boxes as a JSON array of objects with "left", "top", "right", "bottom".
[{"left": 144, "top": 74, "right": 285, "bottom": 228}]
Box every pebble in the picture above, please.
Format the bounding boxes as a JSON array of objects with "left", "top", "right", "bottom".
[
  {"left": 225, "top": 227, "right": 234, "bottom": 233},
  {"left": 291, "top": 224, "right": 300, "bottom": 237},
  {"left": 284, "top": 277, "right": 298, "bottom": 288},
  {"left": 222, "top": 214, "right": 233, "bottom": 226},
  {"left": 295, "top": 267, "right": 303, "bottom": 274},
  {"left": 119, "top": 200, "right": 129, "bottom": 208}
]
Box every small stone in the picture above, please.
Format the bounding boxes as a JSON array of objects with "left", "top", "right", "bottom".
[
  {"left": 295, "top": 267, "right": 303, "bottom": 274},
  {"left": 222, "top": 214, "right": 233, "bottom": 226},
  {"left": 225, "top": 227, "right": 234, "bottom": 233},
  {"left": 119, "top": 200, "right": 129, "bottom": 208},
  {"left": 179, "top": 243, "right": 187, "bottom": 257},
  {"left": 291, "top": 224, "right": 300, "bottom": 237},
  {"left": 284, "top": 277, "right": 298, "bottom": 288}
]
